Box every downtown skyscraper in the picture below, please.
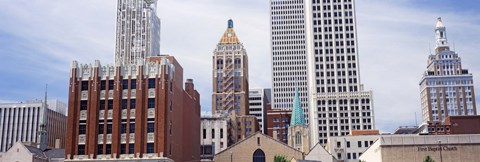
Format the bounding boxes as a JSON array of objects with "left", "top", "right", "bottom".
[
  {"left": 114, "top": 0, "right": 161, "bottom": 65},
  {"left": 419, "top": 18, "right": 477, "bottom": 123},
  {"left": 270, "top": 0, "right": 375, "bottom": 145}
]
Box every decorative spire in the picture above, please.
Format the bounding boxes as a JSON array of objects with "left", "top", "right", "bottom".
[
  {"left": 290, "top": 88, "right": 306, "bottom": 127},
  {"left": 37, "top": 84, "right": 48, "bottom": 151},
  {"left": 435, "top": 17, "right": 449, "bottom": 51},
  {"left": 219, "top": 19, "right": 240, "bottom": 44}
]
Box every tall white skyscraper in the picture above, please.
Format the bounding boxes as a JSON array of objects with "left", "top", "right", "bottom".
[
  {"left": 270, "top": 0, "right": 375, "bottom": 146},
  {"left": 114, "top": 0, "right": 161, "bottom": 65},
  {"left": 419, "top": 18, "right": 477, "bottom": 123}
]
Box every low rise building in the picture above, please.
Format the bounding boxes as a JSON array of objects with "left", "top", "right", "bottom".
[
  {"left": 200, "top": 113, "right": 229, "bottom": 161},
  {"left": 428, "top": 115, "right": 480, "bottom": 135},
  {"left": 249, "top": 88, "right": 269, "bottom": 133},
  {"left": 360, "top": 134, "right": 480, "bottom": 162},
  {"left": 324, "top": 130, "right": 380, "bottom": 162},
  {"left": 0, "top": 141, "right": 64, "bottom": 162},
  {"left": 266, "top": 108, "right": 291, "bottom": 143}
]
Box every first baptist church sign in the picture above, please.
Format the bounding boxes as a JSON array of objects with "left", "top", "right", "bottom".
[{"left": 417, "top": 146, "right": 458, "bottom": 152}]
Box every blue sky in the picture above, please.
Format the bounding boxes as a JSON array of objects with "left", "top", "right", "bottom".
[{"left": 0, "top": 0, "right": 479, "bottom": 133}]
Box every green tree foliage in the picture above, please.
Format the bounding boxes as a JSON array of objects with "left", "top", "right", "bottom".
[
  {"left": 274, "top": 155, "right": 291, "bottom": 162},
  {"left": 424, "top": 155, "right": 435, "bottom": 162}
]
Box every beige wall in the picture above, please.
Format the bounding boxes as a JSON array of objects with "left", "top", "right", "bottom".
[
  {"left": 381, "top": 144, "right": 480, "bottom": 162},
  {"left": 214, "top": 133, "right": 304, "bottom": 161}
]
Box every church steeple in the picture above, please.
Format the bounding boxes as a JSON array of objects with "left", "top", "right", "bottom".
[
  {"left": 290, "top": 88, "right": 306, "bottom": 126},
  {"left": 435, "top": 17, "right": 450, "bottom": 53}
]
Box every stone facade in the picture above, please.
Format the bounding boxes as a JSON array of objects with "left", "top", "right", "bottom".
[
  {"left": 360, "top": 134, "right": 480, "bottom": 162},
  {"left": 214, "top": 133, "right": 304, "bottom": 162}
]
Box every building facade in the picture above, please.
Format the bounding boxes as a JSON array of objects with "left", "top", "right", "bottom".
[
  {"left": 427, "top": 115, "right": 480, "bottom": 135},
  {"left": 115, "top": 0, "right": 161, "bottom": 65},
  {"left": 324, "top": 132, "right": 379, "bottom": 162},
  {"left": 212, "top": 19, "right": 249, "bottom": 116},
  {"left": 360, "top": 134, "right": 480, "bottom": 162},
  {"left": 65, "top": 56, "right": 200, "bottom": 162},
  {"left": 420, "top": 17, "right": 477, "bottom": 123},
  {"left": 0, "top": 100, "right": 67, "bottom": 152},
  {"left": 200, "top": 113, "right": 229, "bottom": 161},
  {"left": 266, "top": 108, "right": 291, "bottom": 143},
  {"left": 249, "top": 88, "right": 269, "bottom": 133},
  {"left": 0, "top": 141, "right": 65, "bottom": 162},
  {"left": 270, "top": 0, "right": 375, "bottom": 146}
]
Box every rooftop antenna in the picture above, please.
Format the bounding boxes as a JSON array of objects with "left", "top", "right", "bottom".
[
  {"left": 453, "top": 42, "right": 456, "bottom": 51},
  {"left": 428, "top": 43, "right": 432, "bottom": 55},
  {"left": 415, "top": 112, "right": 418, "bottom": 126}
]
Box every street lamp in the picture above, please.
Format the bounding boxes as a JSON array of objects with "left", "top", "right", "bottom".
[
  {"left": 230, "top": 151, "right": 233, "bottom": 162},
  {"left": 437, "top": 140, "right": 443, "bottom": 162}
]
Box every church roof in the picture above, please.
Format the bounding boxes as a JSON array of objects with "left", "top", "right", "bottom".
[
  {"left": 290, "top": 88, "right": 306, "bottom": 126},
  {"left": 218, "top": 19, "right": 240, "bottom": 44}
]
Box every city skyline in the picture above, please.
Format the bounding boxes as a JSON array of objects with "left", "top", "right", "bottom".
[{"left": 1, "top": 0, "right": 480, "bottom": 133}]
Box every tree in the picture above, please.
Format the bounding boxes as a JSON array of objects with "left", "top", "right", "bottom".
[
  {"left": 424, "top": 155, "right": 435, "bottom": 162},
  {"left": 274, "top": 155, "right": 290, "bottom": 162}
]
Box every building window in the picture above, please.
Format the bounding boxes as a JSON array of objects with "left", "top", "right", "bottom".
[
  {"left": 79, "top": 125, "right": 86, "bottom": 134},
  {"left": 212, "top": 129, "right": 215, "bottom": 138},
  {"left": 220, "top": 129, "right": 224, "bottom": 138},
  {"left": 97, "top": 145, "right": 103, "bottom": 154},
  {"left": 347, "top": 153, "right": 351, "bottom": 159},
  {"left": 147, "top": 143, "right": 154, "bottom": 153},
  {"left": 130, "top": 99, "right": 136, "bottom": 109},
  {"left": 130, "top": 123, "right": 135, "bottom": 133},
  {"left": 130, "top": 79, "right": 136, "bottom": 89},
  {"left": 80, "top": 101, "right": 88, "bottom": 110},
  {"left": 358, "top": 141, "right": 362, "bottom": 147},
  {"left": 120, "top": 144, "right": 126, "bottom": 154},
  {"left": 78, "top": 145, "right": 85, "bottom": 155},
  {"left": 81, "top": 81, "right": 89, "bottom": 91},
  {"left": 122, "top": 99, "right": 128, "bottom": 109},
  {"left": 253, "top": 149, "right": 265, "bottom": 162},
  {"left": 352, "top": 152, "right": 357, "bottom": 159},
  {"left": 107, "top": 124, "right": 112, "bottom": 134},
  {"left": 337, "top": 153, "right": 342, "bottom": 159},
  {"left": 122, "top": 80, "right": 128, "bottom": 89},
  {"left": 129, "top": 144, "right": 134, "bottom": 154},
  {"left": 148, "top": 79, "right": 156, "bottom": 88},
  {"left": 108, "top": 100, "right": 113, "bottom": 110},
  {"left": 105, "top": 144, "right": 111, "bottom": 154},
  {"left": 147, "top": 123, "right": 154, "bottom": 133},
  {"left": 148, "top": 98, "right": 155, "bottom": 108},
  {"left": 121, "top": 124, "right": 127, "bottom": 134},
  {"left": 100, "top": 100, "right": 105, "bottom": 110},
  {"left": 203, "top": 129, "right": 206, "bottom": 139},
  {"left": 346, "top": 141, "right": 350, "bottom": 148},
  {"left": 98, "top": 124, "right": 104, "bottom": 134},
  {"left": 100, "top": 80, "right": 106, "bottom": 90},
  {"left": 108, "top": 80, "right": 114, "bottom": 90},
  {"left": 336, "top": 141, "right": 341, "bottom": 148}
]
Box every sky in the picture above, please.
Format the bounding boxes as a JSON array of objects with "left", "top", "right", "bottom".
[{"left": 0, "top": 0, "right": 479, "bottom": 133}]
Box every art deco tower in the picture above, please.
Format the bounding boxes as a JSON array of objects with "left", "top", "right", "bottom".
[
  {"left": 270, "top": 0, "right": 375, "bottom": 146},
  {"left": 114, "top": 0, "right": 161, "bottom": 65},
  {"left": 420, "top": 18, "right": 477, "bottom": 123},
  {"left": 212, "top": 20, "right": 249, "bottom": 116}
]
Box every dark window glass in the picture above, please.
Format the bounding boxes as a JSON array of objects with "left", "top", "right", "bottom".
[
  {"left": 108, "top": 80, "right": 114, "bottom": 90},
  {"left": 147, "top": 123, "right": 154, "bottom": 133},
  {"left": 130, "top": 123, "right": 135, "bottom": 133},
  {"left": 97, "top": 145, "right": 103, "bottom": 154},
  {"left": 78, "top": 145, "right": 85, "bottom": 155},
  {"left": 148, "top": 98, "right": 155, "bottom": 108},
  {"left": 129, "top": 144, "right": 134, "bottom": 154},
  {"left": 220, "top": 129, "right": 223, "bottom": 138},
  {"left": 98, "top": 124, "right": 104, "bottom": 134},
  {"left": 100, "top": 100, "right": 105, "bottom": 110},
  {"left": 105, "top": 144, "right": 111, "bottom": 154},
  {"left": 148, "top": 79, "right": 155, "bottom": 88},
  {"left": 131, "top": 79, "right": 136, "bottom": 89},
  {"left": 130, "top": 99, "right": 136, "bottom": 109},
  {"left": 120, "top": 144, "right": 126, "bottom": 154},
  {"left": 122, "top": 99, "right": 128, "bottom": 109},
  {"left": 100, "top": 80, "right": 106, "bottom": 90},
  {"left": 107, "top": 124, "right": 112, "bottom": 134},
  {"left": 122, "top": 80, "right": 128, "bottom": 89},
  {"left": 203, "top": 129, "right": 206, "bottom": 139},
  {"left": 80, "top": 101, "right": 88, "bottom": 110},
  {"left": 81, "top": 81, "right": 89, "bottom": 91},
  {"left": 79, "top": 125, "right": 86, "bottom": 134},
  {"left": 108, "top": 100, "right": 113, "bottom": 110},
  {"left": 121, "top": 124, "right": 127, "bottom": 133},
  {"left": 147, "top": 143, "right": 154, "bottom": 153}
]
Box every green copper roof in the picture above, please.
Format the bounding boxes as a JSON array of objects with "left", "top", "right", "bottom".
[{"left": 290, "top": 88, "right": 306, "bottom": 127}]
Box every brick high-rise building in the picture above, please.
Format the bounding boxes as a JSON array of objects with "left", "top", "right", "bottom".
[
  {"left": 65, "top": 56, "right": 200, "bottom": 162},
  {"left": 420, "top": 17, "right": 477, "bottom": 123},
  {"left": 212, "top": 19, "right": 249, "bottom": 116},
  {"left": 270, "top": 0, "right": 375, "bottom": 146}
]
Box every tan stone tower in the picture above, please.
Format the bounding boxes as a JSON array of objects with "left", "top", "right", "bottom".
[
  {"left": 212, "top": 19, "right": 249, "bottom": 116},
  {"left": 288, "top": 88, "right": 310, "bottom": 153}
]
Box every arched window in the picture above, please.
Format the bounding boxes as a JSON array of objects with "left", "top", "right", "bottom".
[
  {"left": 253, "top": 149, "right": 265, "bottom": 162},
  {"left": 295, "top": 132, "right": 302, "bottom": 146}
]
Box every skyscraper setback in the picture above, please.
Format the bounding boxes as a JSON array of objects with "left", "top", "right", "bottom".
[
  {"left": 270, "top": 0, "right": 375, "bottom": 146},
  {"left": 115, "top": 0, "right": 161, "bottom": 65},
  {"left": 419, "top": 18, "right": 477, "bottom": 123}
]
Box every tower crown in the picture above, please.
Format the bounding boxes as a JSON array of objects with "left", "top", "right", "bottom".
[
  {"left": 435, "top": 17, "right": 449, "bottom": 51},
  {"left": 219, "top": 19, "right": 240, "bottom": 44},
  {"left": 290, "top": 88, "right": 306, "bottom": 127}
]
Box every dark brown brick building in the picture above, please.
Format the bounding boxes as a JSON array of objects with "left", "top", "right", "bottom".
[
  {"left": 266, "top": 105, "right": 291, "bottom": 144},
  {"left": 65, "top": 56, "right": 200, "bottom": 162},
  {"left": 428, "top": 115, "right": 480, "bottom": 135}
]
